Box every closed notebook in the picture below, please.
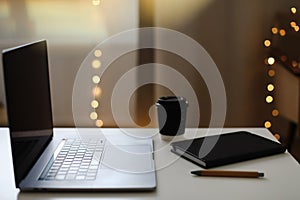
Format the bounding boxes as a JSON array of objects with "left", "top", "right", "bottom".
[{"left": 170, "top": 131, "right": 286, "bottom": 168}]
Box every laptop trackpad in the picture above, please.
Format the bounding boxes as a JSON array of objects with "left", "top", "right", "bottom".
[{"left": 101, "top": 145, "right": 153, "bottom": 173}]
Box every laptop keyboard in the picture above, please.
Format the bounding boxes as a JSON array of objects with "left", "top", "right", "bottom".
[{"left": 39, "top": 138, "right": 105, "bottom": 181}]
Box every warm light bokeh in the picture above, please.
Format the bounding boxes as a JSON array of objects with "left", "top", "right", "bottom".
[
  {"left": 264, "top": 121, "right": 272, "bottom": 128},
  {"left": 91, "top": 100, "right": 99, "bottom": 108},
  {"left": 90, "top": 112, "right": 98, "bottom": 120},
  {"left": 92, "top": 60, "right": 101, "bottom": 69},
  {"left": 266, "top": 96, "right": 273, "bottom": 103},
  {"left": 272, "top": 109, "right": 279, "bottom": 117},
  {"left": 264, "top": 39, "right": 271, "bottom": 47},
  {"left": 291, "top": 7, "right": 297, "bottom": 14},
  {"left": 271, "top": 27, "right": 279, "bottom": 34},
  {"left": 267, "top": 57, "right": 275, "bottom": 65},
  {"left": 95, "top": 119, "right": 104, "bottom": 127},
  {"left": 94, "top": 50, "right": 102, "bottom": 57},
  {"left": 267, "top": 84, "right": 274, "bottom": 92},
  {"left": 93, "top": 86, "right": 102, "bottom": 97},
  {"left": 268, "top": 70, "right": 275, "bottom": 77},
  {"left": 92, "top": 75, "right": 101, "bottom": 84}
]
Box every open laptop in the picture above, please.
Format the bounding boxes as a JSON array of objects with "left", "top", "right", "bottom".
[{"left": 2, "top": 40, "right": 156, "bottom": 191}]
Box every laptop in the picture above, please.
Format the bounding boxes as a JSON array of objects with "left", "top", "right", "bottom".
[{"left": 2, "top": 40, "right": 156, "bottom": 191}]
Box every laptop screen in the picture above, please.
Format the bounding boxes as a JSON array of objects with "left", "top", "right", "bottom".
[{"left": 2, "top": 40, "right": 53, "bottom": 186}]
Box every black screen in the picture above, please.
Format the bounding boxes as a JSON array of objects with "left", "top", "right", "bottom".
[{"left": 2, "top": 40, "right": 53, "bottom": 187}]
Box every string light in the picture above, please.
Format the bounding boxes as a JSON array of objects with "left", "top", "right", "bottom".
[
  {"left": 272, "top": 109, "right": 279, "bottom": 117},
  {"left": 271, "top": 27, "right": 278, "bottom": 34},
  {"left": 289, "top": 21, "right": 299, "bottom": 32},
  {"left": 93, "top": 86, "right": 102, "bottom": 97},
  {"left": 267, "top": 57, "right": 275, "bottom": 65},
  {"left": 266, "top": 96, "right": 273, "bottom": 103},
  {"left": 268, "top": 69, "right": 275, "bottom": 77},
  {"left": 291, "top": 60, "right": 298, "bottom": 68},
  {"left": 290, "top": 21, "right": 297, "bottom": 27},
  {"left": 263, "top": 5, "right": 298, "bottom": 139},
  {"left": 92, "top": 75, "right": 101, "bottom": 84},
  {"left": 95, "top": 119, "right": 104, "bottom": 127},
  {"left": 279, "top": 29, "right": 286, "bottom": 36},
  {"left": 274, "top": 133, "right": 281, "bottom": 140},
  {"left": 90, "top": 49, "right": 104, "bottom": 127},
  {"left": 280, "top": 55, "right": 288, "bottom": 62},
  {"left": 91, "top": 100, "right": 99, "bottom": 108},
  {"left": 90, "top": 112, "right": 98, "bottom": 120},
  {"left": 267, "top": 84, "right": 275, "bottom": 92},
  {"left": 92, "top": 60, "right": 101, "bottom": 69},
  {"left": 264, "top": 39, "right": 271, "bottom": 47},
  {"left": 291, "top": 7, "right": 297, "bottom": 14},
  {"left": 264, "top": 121, "right": 272, "bottom": 128},
  {"left": 94, "top": 50, "right": 102, "bottom": 57}
]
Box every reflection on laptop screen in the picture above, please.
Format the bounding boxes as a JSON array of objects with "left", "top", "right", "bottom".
[{"left": 2, "top": 40, "right": 53, "bottom": 186}]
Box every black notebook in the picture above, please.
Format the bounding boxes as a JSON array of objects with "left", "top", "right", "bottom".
[{"left": 170, "top": 131, "right": 286, "bottom": 168}]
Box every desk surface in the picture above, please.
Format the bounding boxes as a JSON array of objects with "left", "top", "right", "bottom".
[{"left": 1, "top": 127, "right": 299, "bottom": 200}]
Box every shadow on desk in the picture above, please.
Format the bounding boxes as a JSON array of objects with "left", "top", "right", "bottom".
[{"left": 270, "top": 115, "right": 300, "bottom": 163}]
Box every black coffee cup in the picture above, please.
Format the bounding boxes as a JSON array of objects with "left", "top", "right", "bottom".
[{"left": 156, "top": 96, "right": 188, "bottom": 137}]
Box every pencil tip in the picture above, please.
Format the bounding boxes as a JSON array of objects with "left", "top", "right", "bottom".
[
  {"left": 190, "top": 171, "right": 201, "bottom": 176},
  {"left": 258, "top": 172, "right": 264, "bottom": 177}
]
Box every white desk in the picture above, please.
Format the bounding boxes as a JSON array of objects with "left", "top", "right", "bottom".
[{"left": 1, "top": 128, "right": 299, "bottom": 200}]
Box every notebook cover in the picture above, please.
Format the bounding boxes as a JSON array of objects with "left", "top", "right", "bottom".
[{"left": 170, "top": 131, "right": 286, "bottom": 168}]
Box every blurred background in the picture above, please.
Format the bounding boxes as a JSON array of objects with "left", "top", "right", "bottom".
[{"left": 0, "top": 0, "right": 299, "bottom": 160}]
